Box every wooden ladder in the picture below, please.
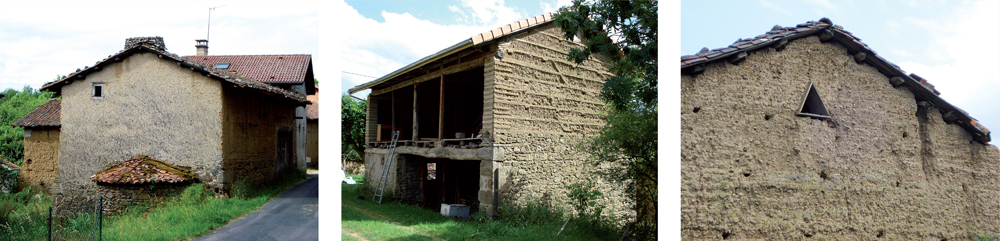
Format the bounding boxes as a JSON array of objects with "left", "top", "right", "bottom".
[{"left": 373, "top": 130, "right": 400, "bottom": 204}]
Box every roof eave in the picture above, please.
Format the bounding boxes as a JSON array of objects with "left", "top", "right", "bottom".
[{"left": 348, "top": 40, "right": 474, "bottom": 94}]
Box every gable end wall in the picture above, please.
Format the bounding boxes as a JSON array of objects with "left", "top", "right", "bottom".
[
  {"left": 489, "top": 23, "right": 633, "bottom": 221},
  {"left": 681, "top": 36, "right": 1000, "bottom": 239}
]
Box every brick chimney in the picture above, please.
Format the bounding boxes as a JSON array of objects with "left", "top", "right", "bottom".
[
  {"left": 195, "top": 39, "right": 209, "bottom": 56},
  {"left": 125, "top": 36, "right": 167, "bottom": 51}
]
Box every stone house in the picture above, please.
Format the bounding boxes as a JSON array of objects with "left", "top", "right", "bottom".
[
  {"left": 348, "top": 12, "right": 631, "bottom": 218},
  {"left": 16, "top": 37, "right": 311, "bottom": 212},
  {"left": 681, "top": 18, "right": 999, "bottom": 239}
]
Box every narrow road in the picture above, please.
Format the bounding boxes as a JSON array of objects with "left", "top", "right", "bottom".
[{"left": 195, "top": 173, "right": 319, "bottom": 241}]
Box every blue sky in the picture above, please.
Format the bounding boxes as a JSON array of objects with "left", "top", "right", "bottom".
[
  {"left": 336, "top": 0, "right": 571, "bottom": 98},
  {"left": 683, "top": 0, "right": 1000, "bottom": 142}
]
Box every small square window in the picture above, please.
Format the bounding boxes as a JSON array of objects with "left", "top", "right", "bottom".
[{"left": 92, "top": 83, "right": 105, "bottom": 100}]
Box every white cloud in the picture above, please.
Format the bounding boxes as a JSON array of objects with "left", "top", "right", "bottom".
[
  {"left": 0, "top": 1, "right": 319, "bottom": 92},
  {"left": 895, "top": 0, "right": 1000, "bottom": 137},
  {"left": 460, "top": 0, "right": 524, "bottom": 27}
]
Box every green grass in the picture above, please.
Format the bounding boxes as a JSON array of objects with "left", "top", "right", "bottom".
[
  {"left": 341, "top": 174, "right": 618, "bottom": 241},
  {"left": 2, "top": 168, "right": 307, "bottom": 241}
]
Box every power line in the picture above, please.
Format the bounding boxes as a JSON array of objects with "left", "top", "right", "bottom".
[{"left": 342, "top": 71, "right": 380, "bottom": 79}]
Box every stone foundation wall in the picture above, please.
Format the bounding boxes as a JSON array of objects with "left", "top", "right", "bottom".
[{"left": 681, "top": 36, "right": 1000, "bottom": 239}]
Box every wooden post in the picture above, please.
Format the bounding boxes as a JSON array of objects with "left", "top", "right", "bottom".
[
  {"left": 438, "top": 75, "right": 445, "bottom": 140},
  {"left": 413, "top": 83, "right": 419, "bottom": 141},
  {"left": 391, "top": 91, "right": 396, "bottom": 141}
]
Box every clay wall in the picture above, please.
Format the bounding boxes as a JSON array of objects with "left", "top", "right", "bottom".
[
  {"left": 53, "top": 52, "right": 225, "bottom": 211},
  {"left": 307, "top": 120, "right": 319, "bottom": 168},
  {"left": 221, "top": 85, "right": 298, "bottom": 186},
  {"left": 681, "top": 36, "right": 1000, "bottom": 239},
  {"left": 487, "top": 23, "right": 632, "bottom": 220},
  {"left": 18, "top": 128, "right": 60, "bottom": 193}
]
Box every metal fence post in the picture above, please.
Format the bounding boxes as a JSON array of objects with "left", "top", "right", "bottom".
[
  {"left": 99, "top": 196, "right": 103, "bottom": 241},
  {"left": 48, "top": 206, "right": 52, "bottom": 241}
]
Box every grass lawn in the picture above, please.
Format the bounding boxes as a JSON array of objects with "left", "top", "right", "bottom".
[
  {"left": 342, "top": 174, "right": 616, "bottom": 241},
  {"left": 2, "top": 168, "right": 307, "bottom": 241}
]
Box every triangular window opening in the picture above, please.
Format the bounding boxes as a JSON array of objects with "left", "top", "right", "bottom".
[{"left": 796, "top": 82, "right": 830, "bottom": 119}]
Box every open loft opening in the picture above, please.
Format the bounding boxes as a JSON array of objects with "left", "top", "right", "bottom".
[{"left": 367, "top": 67, "right": 485, "bottom": 147}]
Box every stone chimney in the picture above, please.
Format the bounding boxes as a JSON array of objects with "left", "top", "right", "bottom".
[
  {"left": 195, "top": 39, "right": 209, "bottom": 56},
  {"left": 124, "top": 36, "right": 167, "bottom": 52}
]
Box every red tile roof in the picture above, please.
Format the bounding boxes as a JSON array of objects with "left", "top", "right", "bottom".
[
  {"left": 306, "top": 88, "right": 318, "bottom": 120},
  {"left": 680, "top": 18, "right": 991, "bottom": 144},
  {"left": 91, "top": 156, "right": 196, "bottom": 184},
  {"left": 183, "top": 54, "right": 312, "bottom": 85},
  {"left": 42, "top": 38, "right": 308, "bottom": 104},
  {"left": 471, "top": 12, "right": 556, "bottom": 45},
  {"left": 12, "top": 99, "right": 60, "bottom": 127}
]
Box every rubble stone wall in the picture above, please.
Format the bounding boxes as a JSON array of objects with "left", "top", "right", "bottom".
[
  {"left": 54, "top": 52, "right": 224, "bottom": 212},
  {"left": 18, "top": 128, "right": 60, "bottom": 193},
  {"left": 681, "top": 36, "right": 1000, "bottom": 240}
]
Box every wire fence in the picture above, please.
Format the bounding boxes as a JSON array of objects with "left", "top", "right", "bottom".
[{"left": 2, "top": 194, "right": 106, "bottom": 241}]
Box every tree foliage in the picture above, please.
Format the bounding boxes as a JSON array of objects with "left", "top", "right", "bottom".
[
  {"left": 554, "top": 0, "right": 658, "bottom": 229},
  {"left": 342, "top": 94, "right": 367, "bottom": 161},
  {"left": 0, "top": 86, "right": 54, "bottom": 166}
]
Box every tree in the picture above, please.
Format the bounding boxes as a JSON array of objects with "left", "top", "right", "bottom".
[
  {"left": 342, "top": 94, "right": 367, "bottom": 161},
  {"left": 554, "top": 0, "right": 657, "bottom": 230},
  {"left": 0, "top": 86, "right": 54, "bottom": 166}
]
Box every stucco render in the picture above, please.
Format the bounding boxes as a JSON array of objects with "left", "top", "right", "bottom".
[
  {"left": 681, "top": 36, "right": 1000, "bottom": 239},
  {"left": 221, "top": 85, "right": 298, "bottom": 186},
  {"left": 53, "top": 52, "right": 224, "bottom": 211},
  {"left": 18, "top": 128, "right": 60, "bottom": 193}
]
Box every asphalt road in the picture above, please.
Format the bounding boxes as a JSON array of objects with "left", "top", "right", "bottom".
[{"left": 195, "top": 174, "right": 319, "bottom": 241}]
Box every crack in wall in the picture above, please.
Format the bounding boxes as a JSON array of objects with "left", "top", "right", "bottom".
[{"left": 916, "top": 102, "right": 937, "bottom": 182}]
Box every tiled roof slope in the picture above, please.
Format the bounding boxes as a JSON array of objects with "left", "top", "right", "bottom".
[
  {"left": 306, "top": 88, "right": 318, "bottom": 120},
  {"left": 183, "top": 54, "right": 311, "bottom": 85},
  {"left": 92, "top": 156, "right": 196, "bottom": 184},
  {"left": 41, "top": 37, "right": 308, "bottom": 103},
  {"left": 12, "top": 99, "right": 60, "bottom": 127},
  {"left": 680, "top": 18, "right": 991, "bottom": 144},
  {"left": 471, "top": 12, "right": 556, "bottom": 45}
]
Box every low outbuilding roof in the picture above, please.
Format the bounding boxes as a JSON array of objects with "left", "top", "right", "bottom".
[
  {"left": 680, "top": 18, "right": 991, "bottom": 143},
  {"left": 91, "top": 156, "right": 196, "bottom": 184},
  {"left": 12, "top": 99, "right": 60, "bottom": 127}
]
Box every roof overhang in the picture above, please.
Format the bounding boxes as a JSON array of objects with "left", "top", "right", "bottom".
[{"left": 348, "top": 40, "right": 473, "bottom": 94}]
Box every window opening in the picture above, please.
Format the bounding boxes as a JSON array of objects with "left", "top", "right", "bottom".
[
  {"left": 215, "top": 63, "right": 231, "bottom": 69},
  {"left": 796, "top": 82, "right": 829, "bottom": 119},
  {"left": 92, "top": 83, "right": 105, "bottom": 100}
]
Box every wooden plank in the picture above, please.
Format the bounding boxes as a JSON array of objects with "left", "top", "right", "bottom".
[
  {"left": 372, "top": 56, "right": 486, "bottom": 96},
  {"left": 413, "top": 83, "right": 419, "bottom": 141},
  {"left": 438, "top": 75, "right": 444, "bottom": 140}
]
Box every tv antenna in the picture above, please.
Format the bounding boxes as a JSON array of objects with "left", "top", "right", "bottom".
[{"left": 207, "top": 5, "right": 227, "bottom": 42}]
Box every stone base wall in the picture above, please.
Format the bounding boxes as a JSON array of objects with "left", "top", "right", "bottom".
[{"left": 52, "top": 183, "right": 187, "bottom": 217}]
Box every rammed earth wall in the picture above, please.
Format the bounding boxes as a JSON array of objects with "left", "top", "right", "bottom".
[
  {"left": 681, "top": 36, "right": 1000, "bottom": 239},
  {"left": 364, "top": 22, "right": 634, "bottom": 222},
  {"left": 53, "top": 52, "right": 225, "bottom": 213},
  {"left": 18, "top": 128, "right": 60, "bottom": 193}
]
